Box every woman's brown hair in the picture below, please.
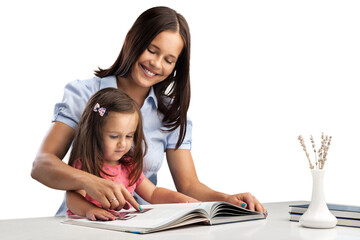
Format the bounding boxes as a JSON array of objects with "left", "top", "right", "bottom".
[
  {"left": 68, "top": 88, "right": 146, "bottom": 186},
  {"left": 95, "top": 6, "right": 191, "bottom": 149}
]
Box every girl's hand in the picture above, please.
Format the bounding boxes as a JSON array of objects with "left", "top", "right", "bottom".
[
  {"left": 224, "top": 192, "right": 268, "bottom": 217},
  {"left": 84, "top": 175, "right": 141, "bottom": 212},
  {"left": 86, "top": 208, "right": 117, "bottom": 221}
]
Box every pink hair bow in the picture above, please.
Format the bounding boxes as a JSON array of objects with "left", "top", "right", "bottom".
[{"left": 93, "top": 103, "right": 107, "bottom": 117}]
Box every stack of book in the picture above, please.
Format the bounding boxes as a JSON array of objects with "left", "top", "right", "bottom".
[{"left": 289, "top": 202, "right": 360, "bottom": 228}]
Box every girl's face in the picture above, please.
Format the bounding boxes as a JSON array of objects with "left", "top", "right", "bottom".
[
  {"left": 130, "top": 30, "right": 184, "bottom": 89},
  {"left": 101, "top": 112, "right": 138, "bottom": 166}
]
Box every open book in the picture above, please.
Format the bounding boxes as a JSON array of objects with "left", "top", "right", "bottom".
[{"left": 63, "top": 201, "right": 265, "bottom": 234}]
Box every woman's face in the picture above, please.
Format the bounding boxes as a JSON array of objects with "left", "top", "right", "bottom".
[{"left": 130, "top": 30, "right": 184, "bottom": 89}]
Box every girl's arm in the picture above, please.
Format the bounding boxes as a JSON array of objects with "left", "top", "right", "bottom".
[
  {"left": 66, "top": 190, "right": 117, "bottom": 221},
  {"left": 31, "top": 122, "right": 141, "bottom": 211},
  {"left": 166, "top": 149, "right": 267, "bottom": 214},
  {"left": 135, "top": 178, "right": 198, "bottom": 204}
]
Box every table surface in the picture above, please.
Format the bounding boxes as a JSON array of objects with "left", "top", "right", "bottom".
[{"left": 1, "top": 201, "right": 359, "bottom": 240}]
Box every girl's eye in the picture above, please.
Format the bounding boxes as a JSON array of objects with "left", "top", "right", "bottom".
[
  {"left": 147, "top": 48, "right": 155, "bottom": 54},
  {"left": 165, "top": 59, "right": 173, "bottom": 65},
  {"left": 110, "top": 135, "right": 118, "bottom": 139},
  {"left": 126, "top": 135, "right": 134, "bottom": 139}
]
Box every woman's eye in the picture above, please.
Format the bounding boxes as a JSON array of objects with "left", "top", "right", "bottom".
[{"left": 147, "top": 48, "right": 155, "bottom": 54}]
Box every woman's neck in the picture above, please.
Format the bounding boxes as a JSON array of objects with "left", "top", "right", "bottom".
[{"left": 116, "top": 76, "right": 150, "bottom": 107}]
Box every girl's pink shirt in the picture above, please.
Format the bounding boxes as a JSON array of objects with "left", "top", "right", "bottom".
[{"left": 67, "top": 159, "right": 145, "bottom": 215}]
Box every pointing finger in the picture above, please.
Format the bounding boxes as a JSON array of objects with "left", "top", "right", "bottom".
[{"left": 121, "top": 188, "right": 141, "bottom": 211}]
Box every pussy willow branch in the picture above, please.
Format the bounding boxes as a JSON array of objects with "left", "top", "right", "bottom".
[
  {"left": 298, "top": 135, "right": 314, "bottom": 169},
  {"left": 310, "top": 135, "right": 318, "bottom": 164},
  {"left": 320, "top": 135, "right": 332, "bottom": 169}
]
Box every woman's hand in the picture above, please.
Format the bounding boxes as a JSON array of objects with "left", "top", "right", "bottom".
[
  {"left": 224, "top": 192, "right": 268, "bottom": 216},
  {"left": 67, "top": 187, "right": 140, "bottom": 221},
  {"left": 84, "top": 175, "right": 141, "bottom": 211}
]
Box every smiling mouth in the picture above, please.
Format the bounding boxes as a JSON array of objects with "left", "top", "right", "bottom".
[{"left": 140, "top": 64, "right": 158, "bottom": 77}]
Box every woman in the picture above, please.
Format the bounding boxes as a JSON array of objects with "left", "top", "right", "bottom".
[{"left": 31, "top": 6, "right": 267, "bottom": 216}]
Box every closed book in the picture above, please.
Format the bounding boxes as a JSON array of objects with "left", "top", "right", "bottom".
[{"left": 289, "top": 203, "right": 360, "bottom": 228}]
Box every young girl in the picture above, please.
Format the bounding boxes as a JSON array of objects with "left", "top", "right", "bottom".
[
  {"left": 66, "top": 88, "right": 197, "bottom": 221},
  {"left": 32, "top": 6, "right": 267, "bottom": 216}
]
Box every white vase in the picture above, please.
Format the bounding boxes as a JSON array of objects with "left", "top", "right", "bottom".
[{"left": 299, "top": 169, "right": 337, "bottom": 228}]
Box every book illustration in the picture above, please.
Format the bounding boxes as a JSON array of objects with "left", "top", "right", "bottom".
[{"left": 115, "top": 208, "right": 152, "bottom": 221}]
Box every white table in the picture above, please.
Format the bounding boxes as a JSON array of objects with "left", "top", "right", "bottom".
[{"left": 1, "top": 201, "right": 359, "bottom": 240}]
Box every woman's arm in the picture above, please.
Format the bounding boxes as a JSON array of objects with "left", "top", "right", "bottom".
[
  {"left": 166, "top": 149, "right": 267, "bottom": 214},
  {"left": 66, "top": 190, "right": 117, "bottom": 221},
  {"left": 32, "top": 122, "right": 81, "bottom": 189},
  {"left": 135, "top": 178, "right": 198, "bottom": 204},
  {"left": 31, "top": 121, "right": 141, "bottom": 211}
]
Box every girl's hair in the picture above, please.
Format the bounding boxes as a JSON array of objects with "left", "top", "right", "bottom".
[
  {"left": 68, "top": 88, "right": 146, "bottom": 186},
  {"left": 95, "top": 6, "right": 191, "bottom": 149}
]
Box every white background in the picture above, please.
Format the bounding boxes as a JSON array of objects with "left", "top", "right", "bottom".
[{"left": 0, "top": 0, "right": 359, "bottom": 220}]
